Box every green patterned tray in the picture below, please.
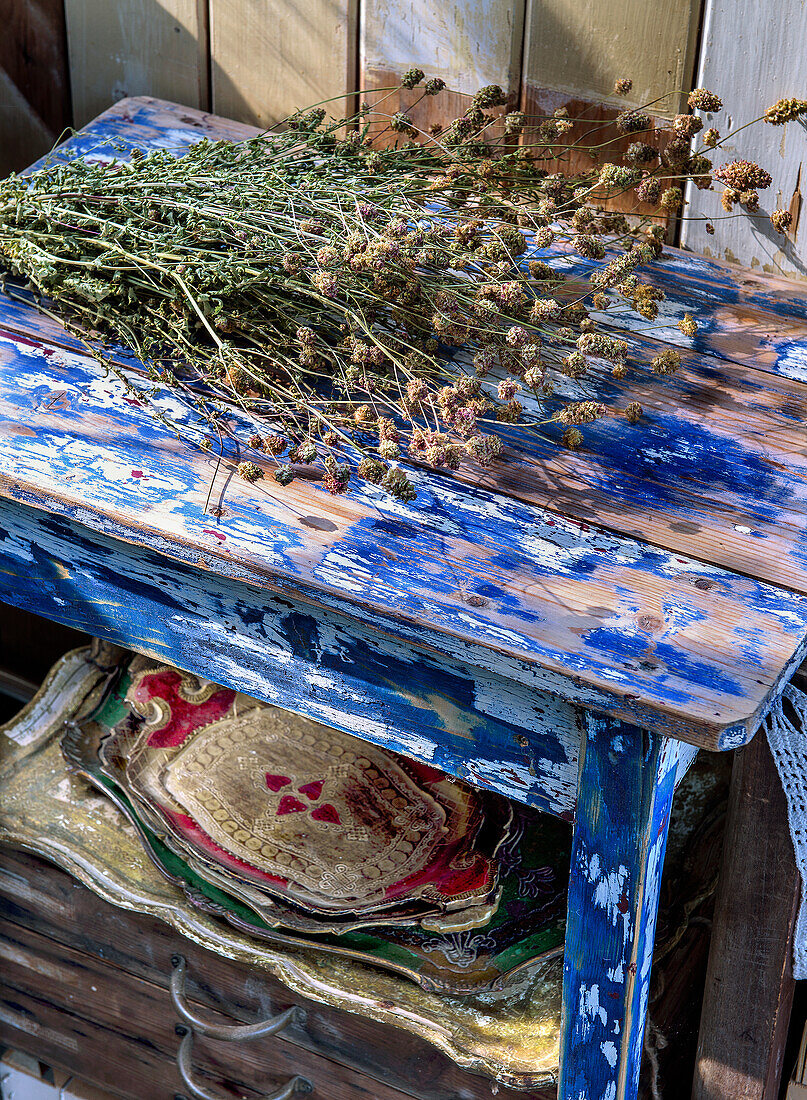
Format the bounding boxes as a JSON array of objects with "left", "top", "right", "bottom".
[{"left": 64, "top": 662, "right": 569, "bottom": 994}]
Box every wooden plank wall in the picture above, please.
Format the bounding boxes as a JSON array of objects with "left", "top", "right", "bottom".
[
  {"left": 209, "top": 0, "right": 356, "bottom": 128},
  {"left": 6, "top": 0, "right": 806, "bottom": 280},
  {"left": 63, "top": 0, "right": 209, "bottom": 127},
  {"left": 0, "top": 1, "right": 71, "bottom": 176},
  {"left": 681, "top": 0, "right": 807, "bottom": 281}
]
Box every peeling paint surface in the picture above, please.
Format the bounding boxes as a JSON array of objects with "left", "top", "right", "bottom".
[
  {"left": 1, "top": 106, "right": 807, "bottom": 749},
  {"left": 559, "top": 714, "right": 686, "bottom": 1100}
]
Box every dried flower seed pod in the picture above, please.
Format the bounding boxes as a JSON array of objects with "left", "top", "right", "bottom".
[{"left": 237, "top": 461, "right": 264, "bottom": 483}]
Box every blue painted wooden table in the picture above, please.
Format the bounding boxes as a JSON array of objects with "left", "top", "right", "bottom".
[{"left": 2, "top": 97, "right": 807, "bottom": 1100}]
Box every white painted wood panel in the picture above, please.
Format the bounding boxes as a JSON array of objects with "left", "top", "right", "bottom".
[{"left": 682, "top": 0, "right": 807, "bottom": 281}]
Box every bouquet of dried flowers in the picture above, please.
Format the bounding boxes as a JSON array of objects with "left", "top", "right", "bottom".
[{"left": 0, "top": 72, "right": 796, "bottom": 502}]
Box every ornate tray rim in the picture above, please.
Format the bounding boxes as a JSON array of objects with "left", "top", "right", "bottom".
[{"left": 0, "top": 647, "right": 560, "bottom": 1089}]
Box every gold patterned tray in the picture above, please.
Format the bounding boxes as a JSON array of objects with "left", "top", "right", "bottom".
[{"left": 0, "top": 647, "right": 561, "bottom": 1089}]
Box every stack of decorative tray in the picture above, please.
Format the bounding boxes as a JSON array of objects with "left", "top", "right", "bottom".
[
  {"left": 0, "top": 644, "right": 730, "bottom": 1089},
  {"left": 60, "top": 650, "right": 570, "bottom": 996}
]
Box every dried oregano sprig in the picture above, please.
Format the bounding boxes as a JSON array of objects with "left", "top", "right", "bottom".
[{"left": 0, "top": 75, "right": 777, "bottom": 500}]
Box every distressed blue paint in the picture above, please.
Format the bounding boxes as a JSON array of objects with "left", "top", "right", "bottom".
[
  {"left": 1, "top": 335, "right": 803, "bottom": 744},
  {"left": 1, "top": 93, "right": 806, "bottom": 1100},
  {"left": 0, "top": 495, "right": 581, "bottom": 813},
  {"left": 559, "top": 714, "right": 688, "bottom": 1100}
]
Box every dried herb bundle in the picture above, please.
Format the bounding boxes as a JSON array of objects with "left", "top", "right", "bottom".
[{"left": 0, "top": 74, "right": 782, "bottom": 500}]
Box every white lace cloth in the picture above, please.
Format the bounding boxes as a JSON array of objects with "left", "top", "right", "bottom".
[{"left": 762, "top": 678, "right": 807, "bottom": 979}]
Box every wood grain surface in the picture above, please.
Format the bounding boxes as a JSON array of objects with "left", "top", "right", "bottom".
[
  {"left": 63, "top": 0, "right": 209, "bottom": 127},
  {"left": 693, "top": 730, "right": 799, "bottom": 1100},
  {"left": 209, "top": 0, "right": 356, "bottom": 128},
  {"left": 360, "top": 0, "right": 524, "bottom": 137},
  {"left": 3, "top": 97, "right": 807, "bottom": 750},
  {"left": 0, "top": 0, "right": 72, "bottom": 177},
  {"left": 0, "top": 845, "right": 540, "bottom": 1100},
  {"left": 560, "top": 719, "right": 686, "bottom": 1099},
  {"left": 682, "top": 0, "right": 807, "bottom": 282}
]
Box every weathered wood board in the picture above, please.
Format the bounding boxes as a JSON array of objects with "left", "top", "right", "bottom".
[
  {"left": 522, "top": 0, "right": 701, "bottom": 116},
  {"left": 360, "top": 0, "right": 524, "bottom": 139},
  {"left": 520, "top": 0, "right": 702, "bottom": 223},
  {"left": 682, "top": 0, "right": 807, "bottom": 281},
  {"left": 0, "top": 845, "right": 545, "bottom": 1100},
  {"left": 4, "top": 96, "right": 807, "bottom": 753},
  {"left": 0, "top": 0, "right": 71, "bottom": 177},
  {"left": 63, "top": 0, "right": 209, "bottom": 127},
  {"left": 209, "top": 0, "right": 356, "bottom": 128}
]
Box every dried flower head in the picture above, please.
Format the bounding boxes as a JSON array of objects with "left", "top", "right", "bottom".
[
  {"left": 771, "top": 208, "right": 794, "bottom": 233},
  {"left": 673, "top": 113, "right": 703, "bottom": 139},
  {"left": 635, "top": 176, "right": 661, "bottom": 204},
  {"left": 713, "top": 160, "right": 772, "bottom": 190},
  {"left": 401, "top": 67, "right": 425, "bottom": 89},
  {"left": 390, "top": 112, "right": 417, "bottom": 136},
  {"left": 624, "top": 401, "right": 643, "bottom": 423},
  {"left": 651, "top": 350, "right": 681, "bottom": 375},
  {"left": 381, "top": 466, "right": 417, "bottom": 501},
  {"left": 504, "top": 111, "right": 526, "bottom": 135},
  {"left": 573, "top": 233, "right": 607, "bottom": 259},
  {"left": 625, "top": 142, "right": 658, "bottom": 166},
  {"left": 614, "top": 78, "right": 633, "bottom": 96},
  {"left": 705, "top": 222, "right": 716, "bottom": 235},
  {"left": 764, "top": 98, "right": 807, "bottom": 125},
  {"left": 473, "top": 84, "right": 507, "bottom": 108},
  {"left": 703, "top": 127, "right": 720, "bottom": 147},
  {"left": 615, "top": 111, "right": 652, "bottom": 135},
  {"left": 378, "top": 440, "right": 400, "bottom": 460},
  {"left": 678, "top": 313, "right": 698, "bottom": 337},
  {"left": 559, "top": 400, "right": 607, "bottom": 425},
  {"left": 237, "top": 461, "right": 264, "bottom": 483},
  {"left": 357, "top": 456, "right": 387, "bottom": 483},
  {"left": 660, "top": 186, "right": 683, "bottom": 211},
  {"left": 262, "top": 434, "right": 288, "bottom": 456},
  {"left": 562, "top": 427, "right": 584, "bottom": 449},
  {"left": 688, "top": 88, "right": 723, "bottom": 112},
  {"left": 424, "top": 77, "right": 446, "bottom": 96},
  {"left": 598, "top": 163, "right": 640, "bottom": 190},
  {"left": 577, "top": 332, "right": 628, "bottom": 361}
]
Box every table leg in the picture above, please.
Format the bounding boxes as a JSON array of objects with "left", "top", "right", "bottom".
[
  {"left": 559, "top": 711, "right": 688, "bottom": 1100},
  {"left": 692, "top": 729, "right": 799, "bottom": 1100}
]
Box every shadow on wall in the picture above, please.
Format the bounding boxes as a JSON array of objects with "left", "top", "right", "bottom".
[
  {"left": 0, "top": 0, "right": 73, "bottom": 177},
  {"left": 0, "top": 0, "right": 350, "bottom": 179}
]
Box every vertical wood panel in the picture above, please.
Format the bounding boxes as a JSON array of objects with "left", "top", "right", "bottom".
[
  {"left": 682, "top": 0, "right": 807, "bottom": 281},
  {"left": 693, "top": 730, "right": 798, "bottom": 1100},
  {"left": 0, "top": 0, "right": 71, "bottom": 176},
  {"left": 521, "top": 0, "right": 702, "bottom": 221},
  {"left": 209, "top": 0, "right": 355, "bottom": 128},
  {"left": 360, "top": 0, "right": 525, "bottom": 135},
  {"left": 64, "top": 0, "right": 208, "bottom": 128},
  {"left": 523, "top": 0, "right": 701, "bottom": 115},
  {"left": 560, "top": 714, "right": 686, "bottom": 1100}
]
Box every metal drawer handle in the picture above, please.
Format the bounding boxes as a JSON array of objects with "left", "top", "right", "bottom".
[
  {"left": 170, "top": 955, "right": 304, "bottom": 1040},
  {"left": 175, "top": 1026, "right": 313, "bottom": 1099}
]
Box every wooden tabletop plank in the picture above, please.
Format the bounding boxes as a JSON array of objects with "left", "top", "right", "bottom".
[
  {"left": 3, "top": 95, "right": 807, "bottom": 747},
  {"left": 0, "top": 326, "right": 805, "bottom": 748},
  {"left": 533, "top": 247, "right": 807, "bottom": 384}
]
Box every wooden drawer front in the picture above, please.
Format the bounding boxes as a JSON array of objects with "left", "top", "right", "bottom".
[{"left": 0, "top": 847, "right": 548, "bottom": 1100}]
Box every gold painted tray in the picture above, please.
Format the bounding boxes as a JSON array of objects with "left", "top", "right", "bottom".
[
  {"left": 0, "top": 646, "right": 729, "bottom": 1088},
  {"left": 0, "top": 647, "right": 561, "bottom": 1089}
]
